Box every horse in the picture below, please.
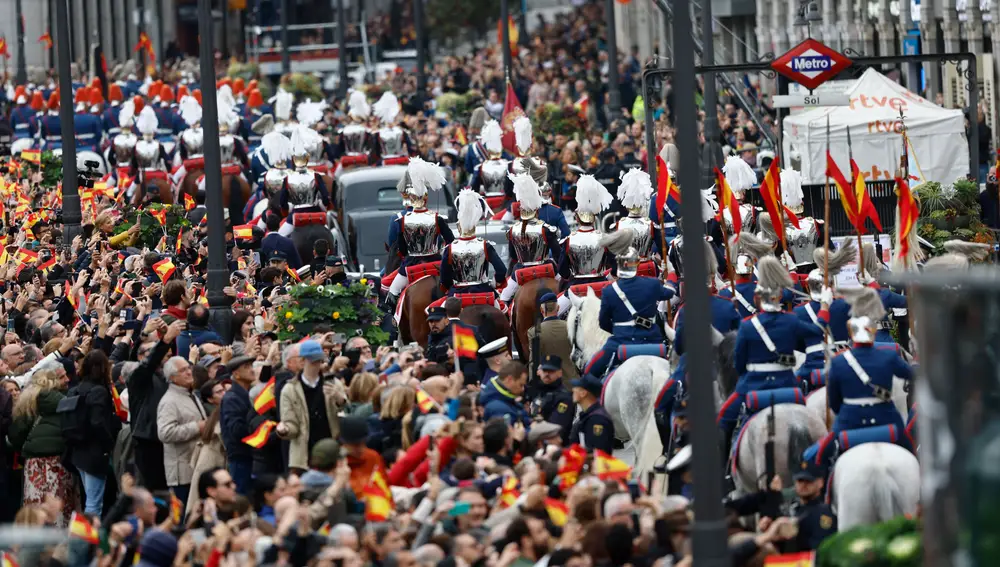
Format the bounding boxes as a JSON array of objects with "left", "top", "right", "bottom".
[
  {"left": 179, "top": 164, "right": 205, "bottom": 205},
  {"left": 461, "top": 304, "right": 510, "bottom": 344},
  {"left": 132, "top": 172, "right": 174, "bottom": 206},
  {"left": 511, "top": 276, "right": 559, "bottom": 361},
  {"left": 288, "top": 215, "right": 336, "bottom": 267},
  {"left": 398, "top": 275, "right": 439, "bottom": 347},
  {"left": 566, "top": 288, "right": 611, "bottom": 370},
  {"left": 222, "top": 172, "right": 252, "bottom": 227},
  {"left": 731, "top": 404, "right": 828, "bottom": 496},
  {"left": 832, "top": 442, "right": 920, "bottom": 531}
]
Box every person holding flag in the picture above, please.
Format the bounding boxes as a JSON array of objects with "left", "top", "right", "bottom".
[{"left": 219, "top": 354, "right": 258, "bottom": 495}]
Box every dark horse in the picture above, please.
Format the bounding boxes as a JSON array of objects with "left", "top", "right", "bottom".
[
  {"left": 511, "top": 277, "right": 558, "bottom": 363},
  {"left": 399, "top": 274, "right": 509, "bottom": 347}
]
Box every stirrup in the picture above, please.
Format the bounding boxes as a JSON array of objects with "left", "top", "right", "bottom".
[{"left": 652, "top": 454, "right": 669, "bottom": 474}]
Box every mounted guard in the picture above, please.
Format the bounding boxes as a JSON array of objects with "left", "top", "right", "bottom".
[
  {"left": 514, "top": 155, "right": 569, "bottom": 236},
  {"left": 856, "top": 242, "right": 907, "bottom": 344},
  {"left": 336, "top": 90, "right": 374, "bottom": 170},
  {"left": 779, "top": 168, "right": 821, "bottom": 266},
  {"left": 271, "top": 89, "right": 296, "bottom": 139},
  {"left": 556, "top": 174, "right": 614, "bottom": 315},
  {"left": 10, "top": 86, "right": 37, "bottom": 154},
  {"left": 462, "top": 107, "right": 489, "bottom": 179},
  {"left": 249, "top": 131, "right": 294, "bottom": 228},
  {"left": 469, "top": 119, "right": 508, "bottom": 213},
  {"left": 718, "top": 232, "right": 775, "bottom": 318},
  {"left": 171, "top": 94, "right": 204, "bottom": 199},
  {"left": 132, "top": 106, "right": 172, "bottom": 205},
  {"left": 497, "top": 171, "right": 561, "bottom": 306},
  {"left": 721, "top": 155, "right": 758, "bottom": 235},
  {"left": 615, "top": 168, "right": 660, "bottom": 277},
  {"left": 296, "top": 99, "right": 333, "bottom": 174},
  {"left": 108, "top": 99, "right": 139, "bottom": 193},
  {"left": 40, "top": 92, "right": 61, "bottom": 151},
  {"left": 373, "top": 91, "right": 411, "bottom": 166},
  {"left": 272, "top": 124, "right": 336, "bottom": 265},
  {"left": 434, "top": 188, "right": 507, "bottom": 310}
]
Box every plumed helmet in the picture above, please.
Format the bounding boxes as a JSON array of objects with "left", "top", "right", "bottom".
[
  {"left": 754, "top": 256, "right": 793, "bottom": 312},
  {"left": 841, "top": 287, "right": 885, "bottom": 343},
  {"left": 602, "top": 230, "right": 640, "bottom": 277}
]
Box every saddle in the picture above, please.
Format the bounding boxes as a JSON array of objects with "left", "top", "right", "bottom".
[
  {"left": 221, "top": 164, "right": 243, "bottom": 176},
  {"left": 425, "top": 292, "right": 496, "bottom": 313},
  {"left": 382, "top": 156, "right": 409, "bottom": 166},
  {"left": 615, "top": 344, "right": 668, "bottom": 361},
  {"left": 340, "top": 155, "right": 369, "bottom": 168},
  {"left": 291, "top": 212, "right": 326, "bottom": 227},
  {"left": 514, "top": 263, "right": 556, "bottom": 286},
  {"left": 568, "top": 280, "right": 612, "bottom": 298},
  {"left": 142, "top": 169, "right": 168, "bottom": 181},
  {"left": 183, "top": 156, "right": 206, "bottom": 170},
  {"left": 405, "top": 261, "right": 440, "bottom": 282}
]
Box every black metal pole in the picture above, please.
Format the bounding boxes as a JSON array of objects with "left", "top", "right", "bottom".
[
  {"left": 280, "top": 0, "right": 290, "bottom": 75},
  {"left": 198, "top": 0, "right": 232, "bottom": 340},
  {"left": 337, "top": 0, "right": 348, "bottom": 100},
  {"left": 123, "top": 0, "right": 132, "bottom": 66},
  {"left": 156, "top": 0, "right": 164, "bottom": 66},
  {"left": 700, "top": 0, "right": 719, "bottom": 187},
  {"left": 137, "top": 0, "right": 147, "bottom": 74},
  {"left": 82, "top": 0, "right": 91, "bottom": 68},
  {"left": 500, "top": 0, "right": 511, "bottom": 82},
  {"left": 221, "top": 0, "right": 229, "bottom": 58},
  {"left": 109, "top": 0, "right": 118, "bottom": 61},
  {"left": 15, "top": 0, "right": 26, "bottom": 85},
  {"left": 672, "top": 0, "right": 728, "bottom": 563},
  {"left": 604, "top": 0, "right": 622, "bottom": 123},
  {"left": 643, "top": 72, "right": 657, "bottom": 176},
  {"left": 48, "top": 0, "right": 56, "bottom": 70},
  {"left": 56, "top": 0, "right": 81, "bottom": 243},
  {"left": 414, "top": 0, "right": 426, "bottom": 99}
]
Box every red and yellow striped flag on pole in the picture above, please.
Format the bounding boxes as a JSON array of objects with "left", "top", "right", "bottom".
[{"left": 242, "top": 420, "right": 277, "bottom": 448}]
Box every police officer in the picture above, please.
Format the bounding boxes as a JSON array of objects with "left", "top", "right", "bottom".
[
  {"left": 618, "top": 139, "right": 644, "bottom": 172},
  {"left": 424, "top": 306, "right": 453, "bottom": 365},
  {"left": 717, "top": 257, "right": 825, "bottom": 444},
  {"left": 826, "top": 287, "right": 912, "bottom": 438},
  {"left": 526, "top": 354, "right": 574, "bottom": 444},
  {"left": 584, "top": 230, "right": 675, "bottom": 378},
  {"left": 789, "top": 458, "right": 838, "bottom": 551},
  {"left": 592, "top": 147, "right": 623, "bottom": 198},
  {"left": 569, "top": 373, "right": 615, "bottom": 454}
]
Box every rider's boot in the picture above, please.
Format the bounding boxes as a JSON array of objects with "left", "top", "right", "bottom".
[
  {"left": 382, "top": 292, "right": 400, "bottom": 315},
  {"left": 652, "top": 412, "right": 672, "bottom": 474}
]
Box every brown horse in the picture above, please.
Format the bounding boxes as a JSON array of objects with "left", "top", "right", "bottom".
[
  {"left": 461, "top": 304, "right": 510, "bottom": 345},
  {"left": 132, "top": 173, "right": 174, "bottom": 206},
  {"left": 222, "top": 172, "right": 252, "bottom": 222},
  {"left": 179, "top": 165, "right": 205, "bottom": 205},
  {"left": 511, "top": 277, "right": 559, "bottom": 362},
  {"left": 398, "top": 275, "right": 439, "bottom": 347}
]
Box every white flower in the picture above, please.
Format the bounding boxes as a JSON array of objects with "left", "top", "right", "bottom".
[{"left": 316, "top": 285, "right": 326, "bottom": 294}]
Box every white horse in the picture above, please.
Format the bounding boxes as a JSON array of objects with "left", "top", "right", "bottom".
[
  {"left": 566, "top": 288, "right": 610, "bottom": 371},
  {"left": 732, "top": 404, "right": 828, "bottom": 495},
  {"left": 833, "top": 443, "right": 920, "bottom": 530}
]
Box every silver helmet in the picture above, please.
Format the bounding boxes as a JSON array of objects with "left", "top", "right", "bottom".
[
  {"left": 602, "top": 230, "right": 640, "bottom": 278},
  {"left": 754, "top": 256, "right": 793, "bottom": 312}
]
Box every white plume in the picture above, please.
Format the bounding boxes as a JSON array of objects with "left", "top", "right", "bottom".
[
  {"left": 723, "top": 155, "right": 757, "bottom": 193},
  {"left": 296, "top": 99, "right": 327, "bottom": 127},
  {"left": 780, "top": 168, "right": 804, "bottom": 210},
  {"left": 348, "top": 90, "right": 371, "bottom": 119},
  {"left": 179, "top": 95, "right": 202, "bottom": 127},
  {"left": 118, "top": 100, "right": 136, "bottom": 127},
  {"left": 217, "top": 85, "right": 237, "bottom": 111},
  {"left": 575, "top": 174, "right": 614, "bottom": 215},
  {"left": 513, "top": 116, "right": 533, "bottom": 155},
  {"left": 373, "top": 91, "right": 400, "bottom": 124},
  {"left": 407, "top": 157, "right": 446, "bottom": 197},
  {"left": 290, "top": 125, "right": 312, "bottom": 157},
  {"left": 455, "top": 188, "right": 490, "bottom": 232},
  {"left": 272, "top": 89, "right": 294, "bottom": 121},
  {"left": 510, "top": 172, "right": 543, "bottom": 211},
  {"left": 217, "top": 99, "right": 238, "bottom": 129},
  {"left": 136, "top": 106, "right": 158, "bottom": 135},
  {"left": 616, "top": 168, "right": 654, "bottom": 210},
  {"left": 261, "top": 131, "right": 293, "bottom": 164},
  {"left": 481, "top": 120, "right": 503, "bottom": 155},
  {"left": 701, "top": 187, "right": 719, "bottom": 223}
]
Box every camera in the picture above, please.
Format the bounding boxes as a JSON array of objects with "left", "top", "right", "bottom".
[{"left": 77, "top": 159, "right": 101, "bottom": 189}]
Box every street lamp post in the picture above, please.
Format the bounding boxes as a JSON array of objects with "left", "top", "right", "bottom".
[
  {"left": 672, "top": 0, "right": 730, "bottom": 563},
  {"left": 604, "top": 0, "right": 622, "bottom": 123},
  {"left": 280, "top": 0, "right": 290, "bottom": 75},
  {"left": 56, "top": 0, "right": 82, "bottom": 243},
  {"left": 15, "top": 0, "right": 26, "bottom": 85},
  {"left": 337, "top": 0, "right": 348, "bottom": 100},
  {"left": 221, "top": 0, "right": 230, "bottom": 58},
  {"left": 414, "top": 0, "right": 426, "bottom": 102},
  {"left": 197, "top": 0, "right": 232, "bottom": 340}
]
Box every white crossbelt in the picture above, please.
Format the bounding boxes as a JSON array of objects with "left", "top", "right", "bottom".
[
  {"left": 611, "top": 282, "right": 641, "bottom": 326},
  {"left": 805, "top": 344, "right": 825, "bottom": 354},
  {"left": 804, "top": 303, "right": 820, "bottom": 326},
  {"left": 842, "top": 397, "right": 884, "bottom": 406},
  {"left": 750, "top": 316, "right": 777, "bottom": 352},
  {"left": 747, "top": 362, "right": 793, "bottom": 372},
  {"left": 734, "top": 290, "right": 756, "bottom": 314},
  {"left": 842, "top": 350, "right": 873, "bottom": 386}
]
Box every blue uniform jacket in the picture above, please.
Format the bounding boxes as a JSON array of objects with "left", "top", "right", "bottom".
[
  {"left": 124, "top": 80, "right": 143, "bottom": 97},
  {"left": 40, "top": 113, "right": 62, "bottom": 149},
  {"left": 875, "top": 286, "right": 907, "bottom": 342},
  {"left": 480, "top": 376, "right": 530, "bottom": 426},
  {"left": 440, "top": 237, "right": 507, "bottom": 289},
  {"left": 598, "top": 276, "right": 675, "bottom": 342},
  {"left": 102, "top": 106, "right": 122, "bottom": 136},
  {"left": 569, "top": 403, "right": 615, "bottom": 453},
  {"left": 673, "top": 295, "right": 741, "bottom": 356},
  {"left": 73, "top": 112, "right": 103, "bottom": 152},
  {"left": 10, "top": 105, "right": 37, "bottom": 140},
  {"left": 718, "top": 279, "right": 759, "bottom": 318},
  {"left": 464, "top": 142, "right": 487, "bottom": 177},
  {"left": 649, "top": 193, "right": 680, "bottom": 243},
  {"left": 261, "top": 232, "right": 304, "bottom": 269},
  {"left": 828, "top": 343, "right": 912, "bottom": 430},
  {"left": 539, "top": 203, "right": 570, "bottom": 238},
  {"left": 384, "top": 207, "right": 413, "bottom": 252},
  {"left": 734, "top": 311, "right": 823, "bottom": 377}
]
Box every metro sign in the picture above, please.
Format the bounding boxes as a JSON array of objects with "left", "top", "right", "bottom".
[{"left": 771, "top": 38, "right": 852, "bottom": 91}]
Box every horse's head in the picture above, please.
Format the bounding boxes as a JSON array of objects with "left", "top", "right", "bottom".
[{"left": 567, "top": 287, "right": 608, "bottom": 369}]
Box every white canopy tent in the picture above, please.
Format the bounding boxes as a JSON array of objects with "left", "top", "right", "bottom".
[{"left": 783, "top": 68, "right": 969, "bottom": 186}]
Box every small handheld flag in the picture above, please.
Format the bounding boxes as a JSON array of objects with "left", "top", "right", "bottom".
[
  {"left": 170, "top": 490, "right": 184, "bottom": 525},
  {"left": 111, "top": 384, "right": 128, "bottom": 422},
  {"left": 183, "top": 193, "right": 196, "bottom": 211},
  {"left": 242, "top": 420, "right": 277, "bottom": 448},
  {"left": 544, "top": 498, "right": 569, "bottom": 527},
  {"left": 363, "top": 469, "right": 394, "bottom": 521},
  {"left": 253, "top": 377, "right": 276, "bottom": 414},
  {"left": 68, "top": 512, "right": 100, "bottom": 544},
  {"left": 415, "top": 389, "right": 436, "bottom": 413},
  {"left": 233, "top": 224, "right": 254, "bottom": 241},
  {"left": 153, "top": 258, "right": 176, "bottom": 282},
  {"left": 452, "top": 325, "right": 479, "bottom": 359},
  {"left": 593, "top": 449, "right": 632, "bottom": 481},
  {"left": 499, "top": 475, "right": 521, "bottom": 509},
  {"left": 149, "top": 207, "right": 167, "bottom": 226}
]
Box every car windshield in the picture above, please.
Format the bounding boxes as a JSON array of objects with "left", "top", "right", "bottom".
[{"left": 343, "top": 179, "right": 403, "bottom": 210}]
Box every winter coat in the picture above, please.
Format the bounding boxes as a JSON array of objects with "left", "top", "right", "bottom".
[
  {"left": 157, "top": 383, "right": 208, "bottom": 486},
  {"left": 276, "top": 375, "right": 347, "bottom": 470},
  {"left": 127, "top": 341, "right": 171, "bottom": 442},
  {"left": 8, "top": 390, "right": 66, "bottom": 458},
  {"left": 67, "top": 381, "right": 123, "bottom": 476}
]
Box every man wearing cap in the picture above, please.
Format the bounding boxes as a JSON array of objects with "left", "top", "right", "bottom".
[
  {"left": 526, "top": 421, "right": 563, "bottom": 456},
  {"left": 478, "top": 337, "right": 512, "bottom": 385},
  {"left": 789, "top": 459, "right": 837, "bottom": 550},
  {"left": 527, "top": 292, "right": 578, "bottom": 383},
  {"left": 276, "top": 340, "right": 348, "bottom": 473},
  {"left": 424, "top": 306, "right": 453, "bottom": 366},
  {"left": 569, "top": 374, "right": 615, "bottom": 454},
  {"left": 261, "top": 215, "right": 303, "bottom": 270},
  {"left": 525, "top": 354, "right": 574, "bottom": 444},
  {"left": 481, "top": 360, "right": 530, "bottom": 427},
  {"left": 315, "top": 255, "right": 350, "bottom": 286},
  {"left": 219, "top": 354, "right": 257, "bottom": 495},
  {"left": 665, "top": 444, "right": 693, "bottom": 499}
]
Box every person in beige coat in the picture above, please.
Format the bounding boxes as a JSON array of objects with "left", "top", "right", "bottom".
[
  {"left": 186, "top": 407, "right": 227, "bottom": 515},
  {"left": 275, "top": 340, "right": 347, "bottom": 472},
  {"left": 157, "top": 356, "right": 208, "bottom": 503}
]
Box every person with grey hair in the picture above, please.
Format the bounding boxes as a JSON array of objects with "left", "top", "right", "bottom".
[
  {"left": 156, "top": 354, "right": 207, "bottom": 504},
  {"left": 9, "top": 330, "right": 79, "bottom": 388},
  {"left": 329, "top": 523, "right": 359, "bottom": 550}
]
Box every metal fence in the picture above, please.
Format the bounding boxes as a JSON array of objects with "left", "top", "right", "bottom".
[{"left": 744, "top": 180, "right": 898, "bottom": 239}]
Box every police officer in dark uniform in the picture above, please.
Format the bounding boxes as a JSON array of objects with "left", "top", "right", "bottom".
[
  {"left": 526, "top": 355, "right": 574, "bottom": 444},
  {"left": 569, "top": 374, "right": 615, "bottom": 454},
  {"left": 591, "top": 147, "right": 623, "bottom": 200},
  {"left": 790, "top": 458, "right": 837, "bottom": 551},
  {"left": 424, "top": 306, "right": 453, "bottom": 365}
]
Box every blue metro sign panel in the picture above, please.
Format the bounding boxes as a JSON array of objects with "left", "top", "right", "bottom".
[{"left": 771, "top": 38, "right": 853, "bottom": 91}]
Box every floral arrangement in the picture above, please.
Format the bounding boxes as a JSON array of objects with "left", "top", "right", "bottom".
[
  {"left": 817, "top": 516, "right": 920, "bottom": 566},
  {"left": 435, "top": 91, "right": 484, "bottom": 125},
  {"left": 277, "top": 281, "right": 390, "bottom": 346},
  {"left": 38, "top": 151, "right": 63, "bottom": 189},
  {"left": 535, "top": 102, "right": 587, "bottom": 138},
  {"left": 112, "top": 204, "right": 192, "bottom": 251},
  {"left": 279, "top": 73, "right": 324, "bottom": 103},
  {"left": 914, "top": 178, "right": 995, "bottom": 253}
]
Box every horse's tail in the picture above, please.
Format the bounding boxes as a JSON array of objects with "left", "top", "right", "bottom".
[
  {"left": 786, "top": 416, "right": 816, "bottom": 476},
  {"left": 871, "top": 458, "right": 907, "bottom": 523}
]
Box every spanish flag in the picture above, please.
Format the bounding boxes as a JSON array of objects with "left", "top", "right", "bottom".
[
  {"left": 455, "top": 125, "right": 468, "bottom": 146},
  {"left": 453, "top": 324, "right": 478, "bottom": 359},
  {"left": 317, "top": 522, "right": 332, "bottom": 536},
  {"left": 850, "top": 158, "right": 882, "bottom": 232},
  {"left": 415, "top": 389, "right": 436, "bottom": 413},
  {"left": 20, "top": 149, "right": 40, "bottom": 164},
  {"left": 254, "top": 377, "right": 276, "bottom": 414},
  {"left": 170, "top": 490, "right": 184, "bottom": 525},
  {"left": 544, "top": 498, "right": 569, "bottom": 527},
  {"left": 594, "top": 449, "right": 632, "bottom": 481},
  {"left": 763, "top": 551, "right": 815, "bottom": 566},
  {"left": 111, "top": 384, "right": 128, "bottom": 421},
  {"left": 153, "top": 258, "right": 176, "bottom": 282},
  {"left": 895, "top": 176, "right": 920, "bottom": 263},
  {"left": 233, "top": 223, "right": 254, "bottom": 241},
  {"left": 757, "top": 158, "right": 800, "bottom": 252},
  {"left": 2, "top": 551, "right": 19, "bottom": 567},
  {"left": 363, "top": 469, "right": 393, "bottom": 521},
  {"left": 149, "top": 207, "right": 167, "bottom": 226},
  {"left": 713, "top": 167, "right": 741, "bottom": 235},
  {"left": 655, "top": 155, "right": 680, "bottom": 221},
  {"left": 826, "top": 152, "right": 863, "bottom": 233},
  {"left": 557, "top": 444, "right": 587, "bottom": 491},
  {"left": 243, "top": 420, "right": 277, "bottom": 448},
  {"left": 64, "top": 281, "right": 78, "bottom": 309},
  {"left": 15, "top": 248, "right": 37, "bottom": 265},
  {"left": 183, "top": 192, "right": 196, "bottom": 211},
  {"left": 114, "top": 279, "right": 132, "bottom": 301},
  {"left": 176, "top": 229, "right": 184, "bottom": 255},
  {"left": 36, "top": 257, "right": 56, "bottom": 274},
  {"left": 499, "top": 475, "right": 520, "bottom": 509},
  {"left": 68, "top": 512, "right": 99, "bottom": 544}
]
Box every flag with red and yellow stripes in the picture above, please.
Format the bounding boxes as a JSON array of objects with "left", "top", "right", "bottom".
[
  {"left": 594, "top": 449, "right": 632, "bottom": 481},
  {"left": 233, "top": 224, "right": 254, "bottom": 241},
  {"left": 68, "top": 512, "right": 99, "bottom": 544},
  {"left": 152, "top": 258, "right": 176, "bottom": 282},
  {"left": 499, "top": 475, "right": 520, "bottom": 509},
  {"left": 363, "top": 469, "right": 393, "bottom": 521},
  {"left": 253, "top": 378, "right": 276, "bottom": 414},
  {"left": 544, "top": 498, "right": 569, "bottom": 527},
  {"left": 415, "top": 389, "right": 436, "bottom": 413},
  {"left": 713, "top": 167, "right": 741, "bottom": 235},
  {"left": 763, "top": 551, "right": 815, "bottom": 566},
  {"left": 242, "top": 420, "right": 277, "bottom": 448}
]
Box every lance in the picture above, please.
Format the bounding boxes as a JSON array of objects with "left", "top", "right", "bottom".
[
  {"left": 823, "top": 115, "right": 833, "bottom": 431},
  {"left": 846, "top": 124, "right": 865, "bottom": 278}
]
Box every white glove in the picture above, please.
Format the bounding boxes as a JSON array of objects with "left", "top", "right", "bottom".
[{"left": 820, "top": 287, "right": 834, "bottom": 306}]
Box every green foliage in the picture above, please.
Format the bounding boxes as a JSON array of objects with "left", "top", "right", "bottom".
[
  {"left": 952, "top": 177, "right": 979, "bottom": 208},
  {"left": 276, "top": 281, "right": 389, "bottom": 346},
  {"left": 39, "top": 151, "right": 62, "bottom": 189},
  {"left": 112, "top": 204, "right": 192, "bottom": 250},
  {"left": 280, "top": 73, "right": 324, "bottom": 102},
  {"left": 435, "top": 91, "right": 484, "bottom": 125},
  {"left": 535, "top": 103, "right": 587, "bottom": 138},
  {"left": 817, "top": 516, "right": 921, "bottom": 567},
  {"left": 914, "top": 178, "right": 994, "bottom": 254},
  {"left": 426, "top": 0, "right": 504, "bottom": 42}
]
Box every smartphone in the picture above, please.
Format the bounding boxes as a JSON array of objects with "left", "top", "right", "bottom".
[
  {"left": 6, "top": 318, "right": 13, "bottom": 332},
  {"left": 448, "top": 501, "right": 471, "bottom": 517}
]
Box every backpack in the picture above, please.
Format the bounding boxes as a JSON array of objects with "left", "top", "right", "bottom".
[{"left": 57, "top": 390, "right": 89, "bottom": 442}]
